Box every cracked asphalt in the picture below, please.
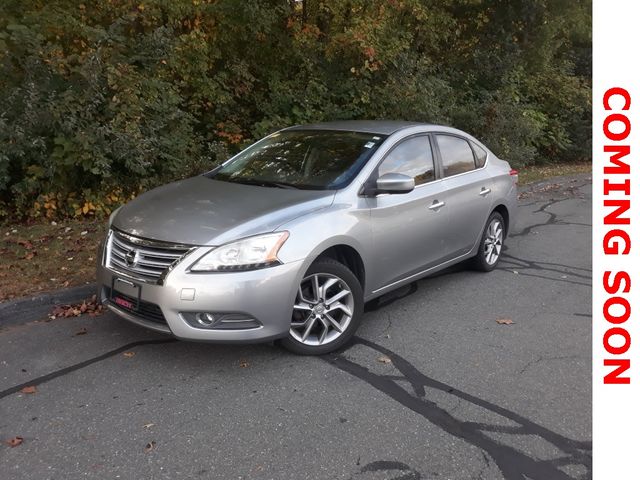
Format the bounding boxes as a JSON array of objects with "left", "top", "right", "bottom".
[{"left": 0, "top": 174, "right": 592, "bottom": 480}]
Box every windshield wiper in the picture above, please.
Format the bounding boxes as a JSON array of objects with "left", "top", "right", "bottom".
[{"left": 231, "top": 179, "right": 299, "bottom": 189}]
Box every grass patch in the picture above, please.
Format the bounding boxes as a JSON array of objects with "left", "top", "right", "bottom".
[
  {"left": 0, "top": 219, "right": 105, "bottom": 302},
  {"left": 517, "top": 161, "right": 591, "bottom": 185}
]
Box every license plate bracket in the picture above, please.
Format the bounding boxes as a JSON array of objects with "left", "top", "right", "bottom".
[{"left": 110, "top": 277, "right": 141, "bottom": 311}]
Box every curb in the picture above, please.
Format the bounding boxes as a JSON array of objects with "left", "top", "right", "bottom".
[{"left": 0, "top": 284, "right": 97, "bottom": 328}]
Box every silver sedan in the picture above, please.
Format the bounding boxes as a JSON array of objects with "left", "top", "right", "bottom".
[{"left": 97, "top": 121, "right": 518, "bottom": 354}]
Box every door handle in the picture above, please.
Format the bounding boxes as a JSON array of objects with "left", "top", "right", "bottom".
[
  {"left": 428, "top": 200, "right": 446, "bottom": 211},
  {"left": 479, "top": 187, "right": 492, "bottom": 197}
]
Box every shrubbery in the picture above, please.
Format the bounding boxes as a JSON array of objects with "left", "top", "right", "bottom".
[{"left": 0, "top": 0, "right": 591, "bottom": 221}]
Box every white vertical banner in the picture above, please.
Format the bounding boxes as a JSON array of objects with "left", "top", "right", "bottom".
[{"left": 593, "top": 1, "right": 640, "bottom": 478}]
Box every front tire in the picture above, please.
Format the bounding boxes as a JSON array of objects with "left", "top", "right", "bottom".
[
  {"left": 472, "top": 211, "right": 505, "bottom": 272},
  {"left": 280, "top": 258, "right": 364, "bottom": 355}
]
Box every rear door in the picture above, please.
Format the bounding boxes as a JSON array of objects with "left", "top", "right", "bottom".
[
  {"left": 366, "top": 134, "right": 450, "bottom": 292},
  {"left": 434, "top": 134, "right": 494, "bottom": 259}
]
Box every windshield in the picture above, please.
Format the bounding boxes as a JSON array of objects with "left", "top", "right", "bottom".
[{"left": 210, "top": 130, "right": 387, "bottom": 190}]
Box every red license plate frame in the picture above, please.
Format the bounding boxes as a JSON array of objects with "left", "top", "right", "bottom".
[{"left": 110, "top": 277, "right": 141, "bottom": 311}]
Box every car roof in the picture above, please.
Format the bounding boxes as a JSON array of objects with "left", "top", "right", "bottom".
[{"left": 284, "top": 120, "right": 439, "bottom": 136}]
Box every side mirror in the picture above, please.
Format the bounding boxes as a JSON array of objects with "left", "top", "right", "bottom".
[{"left": 374, "top": 173, "right": 415, "bottom": 195}]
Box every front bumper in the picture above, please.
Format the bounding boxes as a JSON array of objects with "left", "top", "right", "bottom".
[{"left": 97, "top": 258, "right": 304, "bottom": 343}]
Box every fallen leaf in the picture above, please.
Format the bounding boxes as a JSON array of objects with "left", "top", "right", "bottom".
[
  {"left": 496, "top": 318, "right": 515, "bottom": 325},
  {"left": 17, "top": 239, "right": 34, "bottom": 249},
  {"left": 144, "top": 441, "right": 156, "bottom": 453},
  {"left": 239, "top": 360, "right": 250, "bottom": 368},
  {"left": 376, "top": 355, "right": 392, "bottom": 364},
  {"left": 20, "top": 386, "right": 37, "bottom": 394},
  {"left": 74, "top": 327, "right": 88, "bottom": 336},
  {"left": 5, "top": 436, "right": 23, "bottom": 447},
  {"left": 143, "top": 423, "right": 155, "bottom": 429},
  {"left": 123, "top": 352, "right": 136, "bottom": 358},
  {"left": 50, "top": 297, "right": 105, "bottom": 320}
]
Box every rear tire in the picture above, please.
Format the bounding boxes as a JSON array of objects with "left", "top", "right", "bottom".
[
  {"left": 280, "top": 258, "right": 364, "bottom": 355},
  {"left": 472, "top": 211, "right": 505, "bottom": 272}
]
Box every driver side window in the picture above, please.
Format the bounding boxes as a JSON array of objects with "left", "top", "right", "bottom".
[{"left": 378, "top": 135, "right": 435, "bottom": 185}]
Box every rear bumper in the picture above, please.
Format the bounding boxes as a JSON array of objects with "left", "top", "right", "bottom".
[{"left": 98, "top": 259, "right": 304, "bottom": 343}]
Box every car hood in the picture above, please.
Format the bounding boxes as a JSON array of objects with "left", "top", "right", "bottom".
[{"left": 112, "top": 176, "right": 336, "bottom": 245}]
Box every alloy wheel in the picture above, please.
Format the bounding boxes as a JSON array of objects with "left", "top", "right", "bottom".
[
  {"left": 290, "top": 273, "right": 354, "bottom": 346},
  {"left": 484, "top": 218, "right": 503, "bottom": 265}
]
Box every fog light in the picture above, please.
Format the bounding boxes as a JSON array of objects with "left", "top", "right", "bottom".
[
  {"left": 181, "top": 312, "right": 262, "bottom": 330},
  {"left": 195, "top": 312, "right": 216, "bottom": 326}
]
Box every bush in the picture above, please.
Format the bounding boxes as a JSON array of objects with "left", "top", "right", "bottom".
[{"left": 0, "top": 0, "right": 591, "bottom": 221}]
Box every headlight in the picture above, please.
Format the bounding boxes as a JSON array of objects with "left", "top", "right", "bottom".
[{"left": 189, "top": 232, "right": 289, "bottom": 272}]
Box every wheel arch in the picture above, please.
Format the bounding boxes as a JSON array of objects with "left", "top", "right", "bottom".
[
  {"left": 314, "top": 244, "right": 366, "bottom": 291},
  {"left": 492, "top": 204, "right": 510, "bottom": 236}
]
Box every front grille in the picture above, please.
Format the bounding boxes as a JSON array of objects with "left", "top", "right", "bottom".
[
  {"left": 104, "top": 287, "right": 167, "bottom": 325},
  {"left": 106, "top": 229, "right": 192, "bottom": 283}
]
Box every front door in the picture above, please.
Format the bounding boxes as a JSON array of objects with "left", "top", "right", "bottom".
[{"left": 367, "top": 134, "right": 449, "bottom": 292}]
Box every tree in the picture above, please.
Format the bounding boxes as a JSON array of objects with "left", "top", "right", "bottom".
[{"left": 0, "top": 0, "right": 592, "bottom": 220}]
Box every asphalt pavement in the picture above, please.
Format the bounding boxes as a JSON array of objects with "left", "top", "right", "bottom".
[{"left": 0, "top": 174, "right": 592, "bottom": 480}]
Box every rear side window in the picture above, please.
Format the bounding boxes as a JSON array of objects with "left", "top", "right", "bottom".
[
  {"left": 436, "top": 135, "right": 476, "bottom": 177},
  {"left": 378, "top": 135, "right": 435, "bottom": 185},
  {"left": 470, "top": 141, "right": 488, "bottom": 168}
]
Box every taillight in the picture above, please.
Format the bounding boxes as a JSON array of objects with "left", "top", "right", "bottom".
[{"left": 509, "top": 168, "right": 518, "bottom": 184}]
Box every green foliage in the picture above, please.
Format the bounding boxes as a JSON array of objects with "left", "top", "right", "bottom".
[{"left": 0, "top": 0, "right": 591, "bottom": 220}]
